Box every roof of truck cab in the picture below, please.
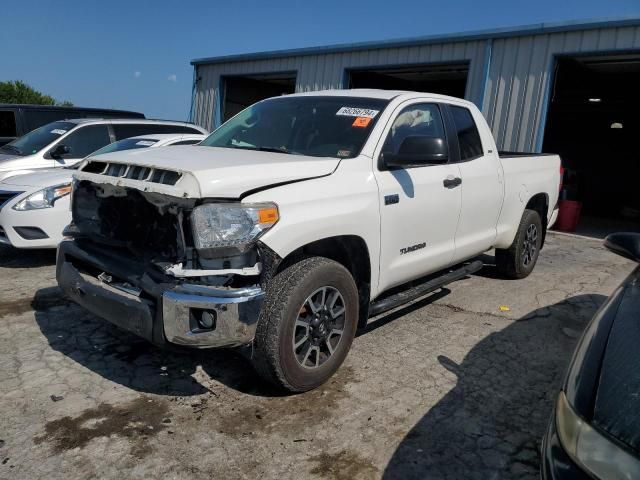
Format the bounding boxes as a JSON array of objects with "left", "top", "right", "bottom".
[{"left": 285, "top": 88, "right": 475, "bottom": 106}]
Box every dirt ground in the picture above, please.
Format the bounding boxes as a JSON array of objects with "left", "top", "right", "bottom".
[{"left": 0, "top": 232, "right": 634, "bottom": 480}]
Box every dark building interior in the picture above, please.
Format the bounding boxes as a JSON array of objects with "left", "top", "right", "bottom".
[
  {"left": 222, "top": 73, "right": 297, "bottom": 122},
  {"left": 543, "top": 54, "right": 640, "bottom": 233}
]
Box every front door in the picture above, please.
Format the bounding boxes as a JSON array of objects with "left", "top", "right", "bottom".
[{"left": 374, "top": 102, "right": 462, "bottom": 294}]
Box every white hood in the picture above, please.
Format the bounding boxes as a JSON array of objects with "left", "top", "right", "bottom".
[
  {"left": 0, "top": 168, "right": 73, "bottom": 188},
  {"left": 76, "top": 146, "right": 341, "bottom": 199}
]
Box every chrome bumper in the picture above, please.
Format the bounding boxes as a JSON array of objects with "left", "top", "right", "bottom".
[
  {"left": 56, "top": 240, "right": 265, "bottom": 349},
  {"left": 162, "top": 283, "right": 264, "bottom": 347}
]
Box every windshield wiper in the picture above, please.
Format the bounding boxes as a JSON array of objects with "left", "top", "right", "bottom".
[
  {"left": 0, "top": 144, "right": 22, "bottom": 155},
  {"left": 231, "top": 145, "right": 292, "bottom": 155}
]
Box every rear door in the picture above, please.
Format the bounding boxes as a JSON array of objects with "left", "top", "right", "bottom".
[
  {"left": 446, "top": 104, "right": 503, "bottom": 262},
  {"left": 374, "top": 101, "right": 462, "bottom": 293}
]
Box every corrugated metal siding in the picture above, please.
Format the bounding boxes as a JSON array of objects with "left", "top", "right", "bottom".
[
  {"left": 192, "top": 24, "right": 640, "bottom": 151},
  {"left": 192, "top": 40, "right": 487, "bottom": 131},
  {"left": 485, "top": 25, "right": 640, "bottom": 151}
]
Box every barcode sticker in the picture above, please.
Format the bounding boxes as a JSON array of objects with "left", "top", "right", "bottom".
[{"left": 336, "top": 107, "right": 379, "bottom": 118}]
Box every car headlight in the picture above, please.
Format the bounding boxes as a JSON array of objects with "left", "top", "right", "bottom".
[
  {"left": 12, "top": 183, "right": 72, "bottom": 211},
  {"left": 556, "top": 391, "right": 640, "bottom": 479},
  {"left": 191, "top": 202, "right": 279, "bottom": 250}
]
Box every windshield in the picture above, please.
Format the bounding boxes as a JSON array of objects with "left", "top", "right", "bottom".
[
  {"left": 90, "top": 137, "right": 158, "bottom": 156},
  {"left": 63, "top": 137, "right": 161, "bottom": 170},
  {"left": 0, "top": 121, "right": 76, "bottom": 156},
  {"left": 200, "top": 96, "right": 389, "bottom": 159}
]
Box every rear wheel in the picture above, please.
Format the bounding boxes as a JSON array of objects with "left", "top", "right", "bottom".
[
  {"left": 496, "top": 208, "right": 543, "bottom": 279},
  {"left": 251, "top": 256, "right": 358, "bottom": 392}
]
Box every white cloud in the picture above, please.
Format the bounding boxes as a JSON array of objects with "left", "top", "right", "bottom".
[
  {"left": 133, "top": 71, "right": 142, "bottom": 79},
  {"left": 167, "top": 74, "right": 177, "bottom": 82}
]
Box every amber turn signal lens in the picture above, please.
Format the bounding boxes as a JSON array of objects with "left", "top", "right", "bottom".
[{"left": 258, "top": 207, "right": 279, "bottom": 224}]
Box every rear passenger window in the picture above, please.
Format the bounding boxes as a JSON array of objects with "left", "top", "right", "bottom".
[
  {"left": 113, "top": 124, "right": 201, "bottom": 140},
  {"left": 450, "top": 106, "right": 483, "bottom": 160},
  {"left": 57, "top": 125, "right": 111, "bottom": 158},
  {"left": 0, "top": 111, "right": 17, "bottom": 137}
]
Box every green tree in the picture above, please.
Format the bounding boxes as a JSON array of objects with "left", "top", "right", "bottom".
[{"left": 0, "top": 80, "right": 72, "bottom": 106}]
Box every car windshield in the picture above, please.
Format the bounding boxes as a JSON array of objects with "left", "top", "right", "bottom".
[
  {"left": 200, "top": 96, "right": 389, "bottom": 159},
  {"left": 63, "top": 137, "right": 161, "bottom": 170},
  {"left": 0, "top": 121, "right": 76, "bottom": 156},
  {"left": 90, "top": 137, "right": 158, "bottom": 156}
]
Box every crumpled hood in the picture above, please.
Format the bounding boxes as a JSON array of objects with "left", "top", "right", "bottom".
[
  {"left": 0, "top": 168, "right": 73, "bottom": 188},
  {"left": 75, "top": 145, "right": 341, "bottom": 198}
]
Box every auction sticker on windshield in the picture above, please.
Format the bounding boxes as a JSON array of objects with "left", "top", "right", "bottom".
[
  {"left": 50, "top": 129, "right": 67, "bottom": 135},
  {"left": 336, "top": 107, "right": 379, "bottom": 118}
]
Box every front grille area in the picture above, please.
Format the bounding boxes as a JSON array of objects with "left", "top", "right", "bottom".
[
  {"left": 80, "top": 160, "right": 182, "bottom": 186},
  {"left": 0, "top": 190, "right": 23, "bottom": 209},
  {"left": 72, "top": 180, "right": 196, "bottom": 262}
]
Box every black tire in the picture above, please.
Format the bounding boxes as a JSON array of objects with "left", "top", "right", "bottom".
[
  {"left": 251, "top": 256, "right": 359, "bottom": 393},
  {"left": 496, "top": 209, "right": 543, "bottom": 279}
]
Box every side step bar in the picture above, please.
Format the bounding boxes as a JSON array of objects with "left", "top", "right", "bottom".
[{"left": 368, "top": 260, "right": 484, "bottom": 317}]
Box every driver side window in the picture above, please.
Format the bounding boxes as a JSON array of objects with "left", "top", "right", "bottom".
[{"left": 382, "top": 103, "right": 446, "bottom": 156}]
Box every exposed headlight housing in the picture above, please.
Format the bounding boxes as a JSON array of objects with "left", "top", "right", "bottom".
[
  {"left": 191, "top": 202, "right": 279, "bottom": 251},
  {"left": 13, "top": 183, "right": 72, "bottom": 211},
  {"left": 556, "top": 391, "right": 640, "bottom": 479}
]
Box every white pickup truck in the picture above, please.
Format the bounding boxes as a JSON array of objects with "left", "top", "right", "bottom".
[{"left": 57, "top": 90, "right": 561, "bottom": 392}]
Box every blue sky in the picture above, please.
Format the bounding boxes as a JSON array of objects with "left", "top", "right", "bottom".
[{"left": 2, "top": 0, "right": 639, "bottom": 122}]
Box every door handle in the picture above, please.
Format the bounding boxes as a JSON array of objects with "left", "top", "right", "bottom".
[{"left": 443, "top": 177, "right": 462, "bottom": 189}]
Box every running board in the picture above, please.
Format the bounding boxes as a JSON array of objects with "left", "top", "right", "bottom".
[{"left": 368, "top": 260, "right": 483, "bottom": 317}]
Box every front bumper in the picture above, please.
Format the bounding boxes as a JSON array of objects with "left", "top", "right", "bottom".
[
  {"left": 56, "top": 240, "right": 265, "bottom": 348},
  {"left": 0, "top": 192, "right": 70, "bottom": 249}
]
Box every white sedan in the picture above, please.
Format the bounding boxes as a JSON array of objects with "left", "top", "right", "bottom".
[{"left": 0, "top": 133, "right": 205, "bottom": 249}]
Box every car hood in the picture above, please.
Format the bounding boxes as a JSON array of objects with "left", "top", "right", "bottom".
[
  {"left": 0, "top": 152, "right": 20, "bottom": 163},
  {"left": 0, "top": 168, "right": 73, "bottom": 188},
  {"left": 75, "top": 146, "right": 341, "bottom": 198},
  {"left": 592, "top": 266, "right": 640, "bottom": 454}
]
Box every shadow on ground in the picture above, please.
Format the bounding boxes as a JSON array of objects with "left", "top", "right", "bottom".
[
  {"left": 0, "top": 244, "right": 56, "bottom": 268},
  {"left": 33, "top": 285, "right": 452, "bottom": 398},
  {"left": 32, "top": 286, "right": 271, "bottom": 397},
  {"left": 382, "top": 293, "right": 605, "bottom": 480}
]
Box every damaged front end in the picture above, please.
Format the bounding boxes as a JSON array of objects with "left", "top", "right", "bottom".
[{"left": 57, "top": 177, "right": 281, "bottom": 348}]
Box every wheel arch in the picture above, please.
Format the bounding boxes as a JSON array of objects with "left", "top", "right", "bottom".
[
  {"left": 525, "top": 193, "right": 549, "bottom": 248},
  {"left": 278, "top": 235, "right": 372, "bottom": 329}
]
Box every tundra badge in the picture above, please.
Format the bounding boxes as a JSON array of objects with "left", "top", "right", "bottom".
[{"left": 400, "top": 242, "right": 426, "bottom": 255}]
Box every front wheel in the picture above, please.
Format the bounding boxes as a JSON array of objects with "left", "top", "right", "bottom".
[
  {"left": 495, "top": 208, "right": 543, "bottom": 279},
  {"left": 251, "top": 256, "right": 359, "bottom": 392}
]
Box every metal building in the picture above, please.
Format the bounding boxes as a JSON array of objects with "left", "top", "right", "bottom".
[{"left": 191, "top": 17, "right": 640, "bottom": 233}]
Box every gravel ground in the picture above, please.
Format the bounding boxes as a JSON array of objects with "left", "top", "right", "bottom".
[{"left": 0, "top": 233, "right": 634, "bottom": 480}]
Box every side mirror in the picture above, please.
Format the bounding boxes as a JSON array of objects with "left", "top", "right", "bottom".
[
  {"left": 383, "top": 136, "right": 448, "bottom": 168},
  {"left": 604, "top": 233, "right": 640, "bottom": 262},
  {"left": 50, "top": 144, "right": 70, "bottom": 160}
]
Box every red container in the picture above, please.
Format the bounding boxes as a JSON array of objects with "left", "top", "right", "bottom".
[{"left": 555, "top": 199, "right": 582, "bottom": 232}]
